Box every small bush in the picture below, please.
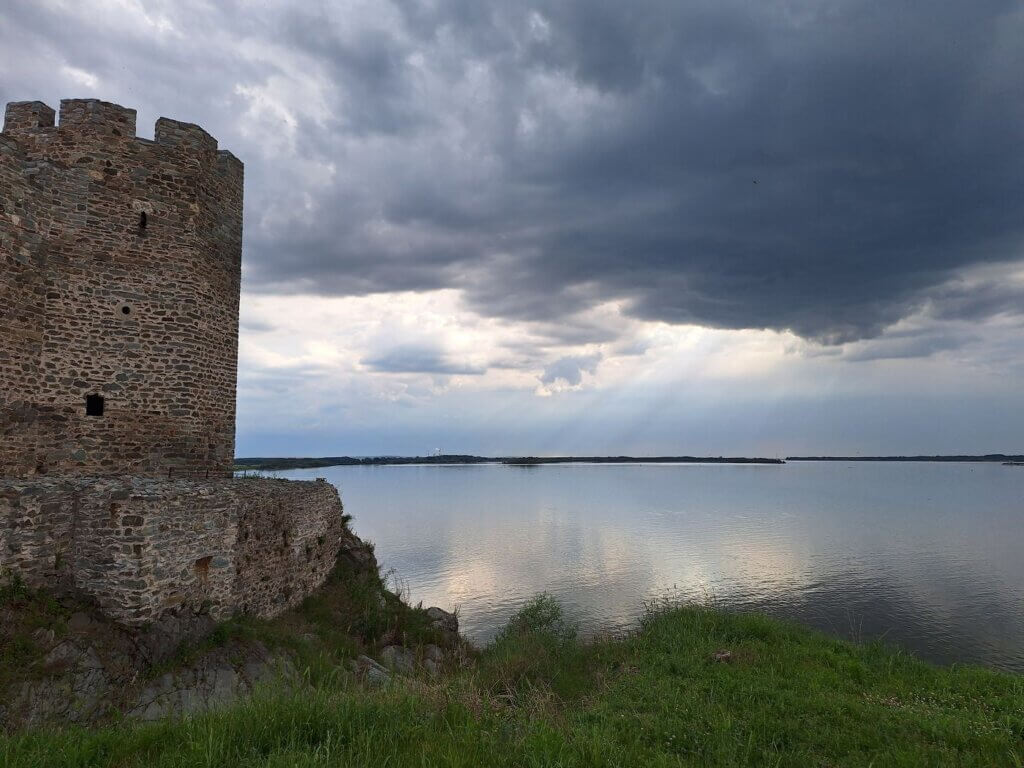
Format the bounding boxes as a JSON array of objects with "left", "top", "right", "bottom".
[{"left": 476, "top": 595, "right": 597, "bottom": 705}]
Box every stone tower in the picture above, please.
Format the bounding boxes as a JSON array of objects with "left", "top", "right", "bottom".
[
  {"left": 3, "top": 100, "right": 345, "bottom": 629},
  {"left": 1, "top": 99, "right": 243, "bottom": 477}
]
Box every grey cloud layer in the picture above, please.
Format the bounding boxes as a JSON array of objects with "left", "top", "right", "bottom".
[
  {"left": 362, "top": 345, "right": 486, "bottom": 375},
  {"left": 4, "top": 0, "right": 1023, "bottom": 345}
]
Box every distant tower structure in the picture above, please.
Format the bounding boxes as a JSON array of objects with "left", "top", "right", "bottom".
[{"left": 1, "top": 99, "right": 243, "bottom": 477}]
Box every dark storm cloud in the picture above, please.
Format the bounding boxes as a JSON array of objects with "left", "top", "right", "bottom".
[
  {"left": 5, "top": 0, "right": 1024, "bottom": 346},
  {"left": 841, "top": 329, "right": 977, "bottom": 363},
  {"left": 254, "top": 0, "right": 1024, "bottom": 344},
  {"left": 926, "top": 272, "right": 1024, "bottom": 323}
]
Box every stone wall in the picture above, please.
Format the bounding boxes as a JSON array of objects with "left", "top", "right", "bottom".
[
  {"left": 0, "top": 99, "right": 242, "bottom": 478},
  {"left": 0, "top": 478, "right": 344, "bottom": 625},
  {"left": 0, "top": 133, "right": 55, "bottom": 475}
]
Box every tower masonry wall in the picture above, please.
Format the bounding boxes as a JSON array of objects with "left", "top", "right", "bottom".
[
  {"left": 0, "top": 478, "right": 344, "bottom": 625},
  {"left": 1, "top": 99, "right": 243, "bottom": 478}
]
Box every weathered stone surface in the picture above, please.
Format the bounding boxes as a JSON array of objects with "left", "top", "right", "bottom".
[
  {"left": 126, "top": 642, "right": 293, "bottom": 722},
  {"left": 0, "top": 476, "right": 345, "bottom": 625},
  {"left": 4, "top": 619, "right": 298, "bottom": 729},
  {"left": 380, "top": 645, "right": 415, "bottom": 674},
  {"left": 350, "top": 655, "right": 390, "bottom": 688},
  {"left": 31, "top": 626, "right": 56, "bottom": 647},
  {"left": 426, "top": 606, "right": 459, "bottom": 633},
  {"left": 67, "top": 611, "right": 93, "bottom": 633}
]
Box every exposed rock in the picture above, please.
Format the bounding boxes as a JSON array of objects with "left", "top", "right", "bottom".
[
  {"left": 134, "top": 610, "right": 217, "bottom": 665},
  {"left": 424, "top": 644, "right": 444, "bottom": 663},
  {"left": 2, "top": 605, "right": 301, "bottom": 730},
  {"left": 43, "top": 641, "right": 82, "bottom": 672},
  {"left": 712, "top": 649, "right": 733, "bottom": 663},
  {"left": 380, "top": 645, "right": 415, "bottom": 674},
  {"left": 31, "top": 626, "right": 56, "bottom": 648},
  {"left": 439, "top": 629, "right": 460, "bottom": 648},
  {"left": 423, "top": 658, "right": 440, "bottom": 677},
  {"left": 67, "top": 611, "right": 93, "bottom": 633},
  {"left": 337, "top": 530, "right": 378, "bottom": 573},
  {"left": 425, "top": 606, "right": 458, "bottom": 633},
  {"left": 350, "top": 655, "right": 390, "bottom": 688},
  {"left": 126, "top": 642, "right": 292, "bottom": 722},
  {"left": 13, "top": 643, "right": 113, "bottom": 726},
  {"left": 78, "top": 646, "right": 105, "bottom": 670}
]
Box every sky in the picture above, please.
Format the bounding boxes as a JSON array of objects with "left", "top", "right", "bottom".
[{"left": 3, "top": 0, "right": 1023, "bottom": 457}]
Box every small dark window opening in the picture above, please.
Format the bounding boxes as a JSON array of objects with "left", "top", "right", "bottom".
[
  {"left": 121, "top": 305, "right": 131, "bottom": 315},
  {"left": 194, "top": 556, "right": 212, "bottom": 584},
  {"left": 139, "top": 211, "right": 147, "bottom": 229},
  {"left": 86, "top": 394, "right": 104, "bottom": 417}
]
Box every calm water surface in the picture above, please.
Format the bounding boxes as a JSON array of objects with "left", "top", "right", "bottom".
[{"left": 279, "top": 462, "right": 1024, "bottom": 672}]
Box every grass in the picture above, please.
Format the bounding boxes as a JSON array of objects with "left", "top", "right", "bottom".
[
  {"left": 3, "top": 594, "right": 1022, "bottom": 766},
  {"left": 0, "top": 572, "right": 76, "bottom": 691}
]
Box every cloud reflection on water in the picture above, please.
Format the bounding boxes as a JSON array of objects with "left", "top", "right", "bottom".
[{"left": 284, "top": 462, "right": 1024, "bottom": 672}]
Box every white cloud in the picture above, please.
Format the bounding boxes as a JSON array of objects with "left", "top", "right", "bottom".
[{"left": 60, "top": 65, "right": 98, "bottom": 89}]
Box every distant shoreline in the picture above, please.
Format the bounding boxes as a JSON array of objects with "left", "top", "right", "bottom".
[
  {"left": 234, "top": 455, "right": 785, "bottom": 471},
  {"left": 786, "top": 455, "right": 1024, "bottom": 463},
  {"left": 499, "top": 456, "right": 783, "bottom": 465},
  {"left": 234, "top": 453, "right": 1024, "bottom": 472}
]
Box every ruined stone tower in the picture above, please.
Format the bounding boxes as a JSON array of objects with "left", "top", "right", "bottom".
[
  {"left": 2, "top": 100, "right": 344, "bottom": 627},
  {"left": 1, "top": 99, "right": 243, "bottom": 477}
]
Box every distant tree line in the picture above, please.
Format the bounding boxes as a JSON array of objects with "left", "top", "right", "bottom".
[{"left": 233, "top": 455, "right": 785, "bottom": 471}]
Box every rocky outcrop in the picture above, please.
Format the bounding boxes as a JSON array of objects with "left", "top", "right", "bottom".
[
  {"left": 0, "top": 603, "right": 283, "bottom": 728},
  {"left": 0, "top": 515, "right": 466, "bottom": 730},
  {"left": 4, "top": 632, "right": 293, "bottom": 728},
  {"left": 349, "top": 610, "right": 462, "bottom": 687},
  {"left": 127, "top": 642, "right": 294, "bottom": 721}
]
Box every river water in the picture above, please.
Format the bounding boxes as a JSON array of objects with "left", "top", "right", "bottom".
[{"left": 277, "top": 461, "right": 1024, "bottom": 672}]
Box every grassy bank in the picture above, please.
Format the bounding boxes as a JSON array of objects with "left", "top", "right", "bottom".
[{"left": 3, "top": 596, "right": 1022, "bottom": 767}]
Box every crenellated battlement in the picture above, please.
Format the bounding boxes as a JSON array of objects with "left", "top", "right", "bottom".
[
  {"left": 2, "top": 99, "right": 234, "bottom": 162},
  {"left": 155, "top": 116, "right": 217, "bottom": 151},
  {"left": 58, "top": 98, "right": 137, "bottom": 137},
  {"left": 216, "top": 148, "right": 243, "bottom": 175},
  {"left": 3, "top": 101, "right": 56, "bottom": 132}
]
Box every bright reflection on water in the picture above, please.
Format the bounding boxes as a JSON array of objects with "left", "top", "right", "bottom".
[{"left": 278, "top": 462, "right": 1024, "bottom": 672}]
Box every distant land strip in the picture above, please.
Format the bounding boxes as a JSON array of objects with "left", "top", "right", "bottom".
[
  {"left": 786, "top": 455, "right": 1024, "bottom": 463},
  {"left": 234, "top": 455, "right": 785, "bottom": 471}
]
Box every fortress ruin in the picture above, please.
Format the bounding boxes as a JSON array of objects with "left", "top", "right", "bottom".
[{"left": 1, "top": 99, "right": 344, "bottom": 625}]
